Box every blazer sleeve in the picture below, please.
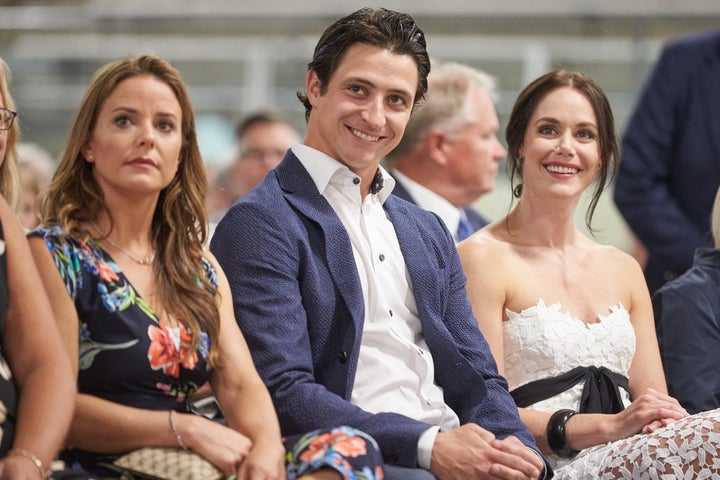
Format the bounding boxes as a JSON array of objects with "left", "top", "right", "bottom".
[
  {"left": 654, "top": 275, "right": 720, "bottom": 414},
  {"left": 613, "top": 42, "right": 706, "bottom": 275},
  {"left": 210, "top": 199, "right": 433, "bottom": 468}
]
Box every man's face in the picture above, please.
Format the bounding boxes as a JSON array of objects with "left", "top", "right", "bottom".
[
  {"left": 444, "top": 86, "right": 506, "bottom": 202},
  {"left": 232, "top": 121, "right": 299, "bottom": 197},
  {"left": 304, "top": 43, "right": 418, "bottom": 182}
]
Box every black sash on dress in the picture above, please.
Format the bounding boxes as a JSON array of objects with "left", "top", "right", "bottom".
[{"left": 510, "top": 365, "right": 630, "bottom": 414}]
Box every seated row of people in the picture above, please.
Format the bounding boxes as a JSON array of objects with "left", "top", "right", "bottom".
[{"left": 1, "top": 7, "right": 718, "bottom": 480}]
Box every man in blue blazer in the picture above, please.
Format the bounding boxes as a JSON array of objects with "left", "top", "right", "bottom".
[
  {"left": 614, "top": 30, "right": 720, "bottom": 295},
  {"left": 212, "top": 8, "right": 548, "bottom": 480},
  {"left": 385, "top": 61, "right": 506, "bottom": 242}
]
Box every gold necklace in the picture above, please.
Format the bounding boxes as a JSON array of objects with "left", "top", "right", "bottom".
[{"left": 90, "top": 222, "right": 156, "bottom": 266}]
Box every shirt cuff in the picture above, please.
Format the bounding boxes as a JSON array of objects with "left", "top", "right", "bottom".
[
  {"left": 529, "top": 447, "right": 549, "bottom": 480},
  {"left": 417, "top": 426, "right": 440, "bottom": 469}
]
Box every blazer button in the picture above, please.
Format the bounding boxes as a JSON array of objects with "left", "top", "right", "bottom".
[{"left": 337, "top": 351, "right": 348, "bottom": 364}]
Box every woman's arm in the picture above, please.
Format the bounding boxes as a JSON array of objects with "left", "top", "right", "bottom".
[
  {"left": 457, "top": 237, "right": 508, "bottom": 375},
  {"left": 624, "top": 254, "right": 669, "bottom": 395},
  {"left": 0, "top": 198, "right": 75, "bottom": 477},
  {"left": 205, "top": 251, "right": 285, "bottom": 479},
  {"left": 27, "top": 236, "right": 80, "bottom": 373}
]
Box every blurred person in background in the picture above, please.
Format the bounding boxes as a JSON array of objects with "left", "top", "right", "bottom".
[
  {"left": 208, "top": 111, "right": 300, "bottom": 235},
  {"left": 653, "top": 184, "right": 720, "bottom": 414},
  {"left": 17, "top": 142, "right": 55, "bottom": 231},
  {"left": 385, "top": 61, "right": 505, "bottom": 243},
  {"left": 614, "top": 29, "right": 720, "bottom": 295},
  {"left": 0, "top": 59, "right": 20, "bottom": 213},
  {"left": 230, "top": 110, "right": 300, "bottom": 200}
]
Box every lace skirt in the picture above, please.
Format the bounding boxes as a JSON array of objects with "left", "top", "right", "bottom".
[{"left": 554, "top": 408, "right": 720, "bottom": 479}]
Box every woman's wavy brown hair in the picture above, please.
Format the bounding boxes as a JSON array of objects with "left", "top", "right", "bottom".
[{"left": 37, "top": 54, "right": 221, "bottom": 367}]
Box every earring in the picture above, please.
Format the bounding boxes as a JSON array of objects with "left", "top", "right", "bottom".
[{"left": 513, "top": 183, "right": 523, "bottom": 198}]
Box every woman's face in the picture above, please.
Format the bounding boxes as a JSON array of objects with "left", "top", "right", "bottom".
[
  {"left": 519, "top": 86, "right": 601, "bottom": 199},
  {"left": 0, "top": 91, "right": 8, "bottom": 165},
  {"left": 82, "top": 74, "right": 183, "bottom": 201}
]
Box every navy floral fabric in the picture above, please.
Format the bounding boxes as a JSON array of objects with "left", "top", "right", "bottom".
[{"left": 30, "top": 225, "right": 383, "bottom": 479}]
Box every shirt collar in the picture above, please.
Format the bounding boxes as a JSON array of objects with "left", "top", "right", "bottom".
[
  {"left": 392, "top": 169, "right": 462, "bottom": 229},
  {"left": 291, "top": 143, "right": 396, "bottom": 204}
]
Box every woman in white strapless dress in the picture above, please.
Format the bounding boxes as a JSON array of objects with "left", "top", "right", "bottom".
[{"left": 457, "top": 70, "right": 720, "bottom": 479}]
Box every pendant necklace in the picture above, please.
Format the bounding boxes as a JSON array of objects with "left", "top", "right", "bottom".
[{"left": 90, "top": 221, "right": 156, "bottom": 266}]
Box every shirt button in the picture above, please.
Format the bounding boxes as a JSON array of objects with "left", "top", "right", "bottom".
[
  {"left": 379, "top": 254, "right": 385, "bottom": 261},
  {"left": 337, "top": 351, "right": 348, "bottom": 364},
  {"left": 353, "top": 177, "right": 360, "bottom": 185},
  {"left": 388, "top": 309, "right": 393, "bottom": 317}
]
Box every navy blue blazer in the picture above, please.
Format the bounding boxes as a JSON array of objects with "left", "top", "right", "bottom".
[
  {"left": 614, "top": 30, "right": 720, "bottom": 294},
  {"left": 211, "top": 152, "right": 542, "bottom": 469},
  {"left": 653, "top": 247, "right": 720, "bottom": 414},
  {"left": 391, "top": 176, "right": 489, "bottom": 233}
]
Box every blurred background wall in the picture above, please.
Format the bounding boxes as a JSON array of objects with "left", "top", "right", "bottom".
[{"left": 2, "top": 0, "right": 719, "bottom": 248}]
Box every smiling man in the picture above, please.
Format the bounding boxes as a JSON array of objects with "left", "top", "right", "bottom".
[{"left": 211, "top": 8, "right": 549, "bottom": 480}]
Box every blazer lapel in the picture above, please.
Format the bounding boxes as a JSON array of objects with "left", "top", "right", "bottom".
[
  {"left": 275, "top": 153, "right": 364, "bottom": 324},
  {"left": 385, "top": 197, "right": 444, "bottom": 335}
]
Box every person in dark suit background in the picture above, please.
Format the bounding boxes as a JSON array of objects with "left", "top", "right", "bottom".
[
  {"left": 385, "top": 61, "right": 505, "bottom": 242},
  {"left": 211, "top": 7, "right": 548, "bottom": 480},
  {"left": 653, "top": 185, "right": 720, "bottom": 415},
  {"left": 613, "top": 29, "right": 720, "bottom": 295}
]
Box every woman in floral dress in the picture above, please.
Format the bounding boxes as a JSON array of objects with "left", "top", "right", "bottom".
[{"left": 28, "top": 54, "right": 383, "bottom": 480}]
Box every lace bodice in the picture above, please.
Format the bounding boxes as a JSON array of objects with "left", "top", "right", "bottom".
[
  {"left": 503, "top": 299, "right": 635, "bottom": 413},
  {"left": 502, "top": 299, "right": 720, "bottom": 479}
]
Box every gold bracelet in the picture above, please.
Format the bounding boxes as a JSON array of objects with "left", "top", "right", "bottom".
[
  {"left": 168, "top": 410, "right": 188, "bottom": 450},
  {"left": 8, "top": 447, "right": 46, "bottom": 479}
]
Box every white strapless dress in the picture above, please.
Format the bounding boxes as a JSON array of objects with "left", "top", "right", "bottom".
[{"left": 504, "top": 299, "right": 720, "bottom": 479}]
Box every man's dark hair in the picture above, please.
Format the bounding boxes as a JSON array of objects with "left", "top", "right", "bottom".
[{"left": 297, "top": 7, "right": 430, "bottom": 121}]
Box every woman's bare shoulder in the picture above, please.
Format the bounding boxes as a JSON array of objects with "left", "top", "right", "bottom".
[{"left": 457, "top": 222, "right": 518, "bottom": 271}]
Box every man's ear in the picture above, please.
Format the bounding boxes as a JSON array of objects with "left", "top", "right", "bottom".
[
  {"left": 426, "top": 130, "right": 449, "bottom": 166},
  {"left": 306, "top": 70, "right": 322, "bottom": 107}
]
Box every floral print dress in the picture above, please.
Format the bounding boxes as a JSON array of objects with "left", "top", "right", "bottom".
[{"left": 31, "top": 225, "right": 383, "bottom": 480}]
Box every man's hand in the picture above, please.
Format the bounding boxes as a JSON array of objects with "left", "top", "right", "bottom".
[{"left": 430, "top": 424, "right": 543, "bottom": 480}]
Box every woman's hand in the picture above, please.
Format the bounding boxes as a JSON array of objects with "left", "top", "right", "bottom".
[
  {"left": 612, "top": 388, "right": 688, "bottom": 439},
  {"left": 236, "top": 438, "right": 286, "bottom": 480},
  {"left": 176, "top": 412, "right": 254, "bottom": 477}
]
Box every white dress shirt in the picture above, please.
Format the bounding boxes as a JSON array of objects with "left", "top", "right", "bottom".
[
  {"left": 391, "top": 170, "right": 464, "bottom": 242},
  {"left": 292, "top": 144, "right": 460, "bottom": 468}
]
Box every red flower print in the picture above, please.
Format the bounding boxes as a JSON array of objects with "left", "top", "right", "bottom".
[
  {"left": 299, "top": 431, "right": 367, "bottom": 465},
  {"left": 147, "top": 322, "right": 198, "bottom": 378},
  {"left": 331, "top": 435, "right": 368, "bottom": 458}
]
